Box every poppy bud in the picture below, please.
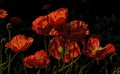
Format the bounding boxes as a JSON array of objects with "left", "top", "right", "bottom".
[{"left": 9, "top": 17, "right": 23, "bottom": 25}]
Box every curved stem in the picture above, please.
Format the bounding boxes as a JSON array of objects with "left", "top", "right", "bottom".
[{"left": 6, "top": 24, "right": 12, "bottom": 74}]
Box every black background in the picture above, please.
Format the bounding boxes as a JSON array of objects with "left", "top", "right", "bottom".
[{"left": 0, "top": 0, "right": 120, "bottom": 21}]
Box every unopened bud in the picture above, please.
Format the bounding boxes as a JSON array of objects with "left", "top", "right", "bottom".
[{"left": 9, "top": 16, "right": 23, "bottom": 25}]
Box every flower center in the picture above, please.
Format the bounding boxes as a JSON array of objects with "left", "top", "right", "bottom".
[
  {"left": 92, "top": 46, "right": 103, "bottom": 54},
  {"left": 58, "top": 46, "right": 63, "bottom": 53}
]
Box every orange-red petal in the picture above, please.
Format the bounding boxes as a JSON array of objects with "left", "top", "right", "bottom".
[
  {"left": 0, "top": 9, "right": 8, "bottom": 19},
  {"left": 84, "top": 35, "right": 116, "bottom": 60},
  {"left": 48, "top": 8, "right": 68, "bottom": 26},
  {"left": 87, "top": 35, "right": 100, "bottom": 50},
  {"left": 102, "top": 44, "right": 115, "bottom": 54},
  {"left": 24, "top": 50, "right": 50, "bottom": 68},
  {"left": 61, "top": 20, "right": 89, "bottom": 42},
  {"left": 32, "top": 15, "right": 53, "bottom": 35},
  {"left": 24, "top": 55, "right": 37, "bottom": 68},
  {"left": 49, "top": 37, "right": 81, "bottom": 63},
  {"left": 35, "top": 50, "right": 50, "bottom": 68},
  {"left": 5, "top": 34, "right": 34, "bottom": 53}
]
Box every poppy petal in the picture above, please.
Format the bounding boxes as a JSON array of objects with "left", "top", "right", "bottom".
[
  {"left": 61, "top": 20, "right": 89, "bottom": 42},
  {"left": 87, "top": 35, "right": 100, "bottom": 50},
  {"left": 48, "top": 8, "right": 68, "bottom": 26},
  {"left": 24, "top": 55, "right": 37, "bottom": 68},
  {"left": 103, "top": 44, "right": 115, "bottom": 54},
  {"left": 24, "top": 50, "right": 50, "bottom": 68},
  {"left": 5, "top": 34, "right": 34, "bottom": 53},
  {"left": 32, "top": 15, "right": 53, "bottom": 35},
  {"left": 35, "top": 50, "right": 50, "bottom": 68},
  {"left": 49, "top": 37, "right": 81, "bottom": 63}
]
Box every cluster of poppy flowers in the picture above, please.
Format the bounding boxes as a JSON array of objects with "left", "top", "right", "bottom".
[{"left": 2, "top": 8, "right": 115, "bottom": 69}]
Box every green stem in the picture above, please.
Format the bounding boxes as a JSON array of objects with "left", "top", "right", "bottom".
[
  {"left": 58, "top": 39, "right": 65, "bottom": 68},
  {"left": 43, "top": 36, "right": 48, "bottom": 74},
  {"left": 8, "top": 52, "right": 11, "bottom": 74},
  {"left": 84, "top": 60, "right": 94, "bottom": 74},
  {"left": 67, "top": 43, "right": 75, "bottom": 74},
  {"left": 96, "top": 60, "right": 100, "bottom": 65},
  {"left": 52, "top": 66, "right": 57, "bottom": 74},
  {"left": 61, "top": 62, "right": 65, "bottom": 70},
  {"left": 6, "top": 24, "right": 12, "bottom": 74},
  {"left": 48, "top": 37, "right": 51, "bottom": 56},
  {"left": 22, "top": 54, "right": 27, "bottom": 74},
  {"left": 0, "top": 44, "right": 3, "bottom": 74},
  {"left": 98, "top": 59, "right": 108, "bottom": 74},
  {"left": 0, "top": 45, "right": 3, "bottom": 64},
  {"left": 10, "top": 53, "right": 17, "bottom": 63},
  {"left": 79, "top": 65, "right": 83, "bottom": 74},
  {"left": 75, "top": 65, "right": 79, "bottom": 74},
  {"left": 44, "top": 36, "right": 48, "bottom": 53},
  {"left": 8, "top": 30, "right": 11, "bottom": 41},
  {"left": 78, "top": 59, "right": 95, "bottom": 74},
  {"left": 105, "top": 68, "right": 108, "bottom": 74},
  {"left": 0, "top": 61, "right": 8, "bottom": 67},
  {"left": 45, "top": 68, "right": 48, "bottom": 74},
  {"left": 58, "top": 59, "right": 61, "bottom": 68},
  {"left": 36, "top": 69, "right": 40, "bottom": 74},
  {"left": 58, "top": 54, "right": 81, "bottom": 72},
  {"left": 0, "top": 53, "right": 17, "bottom": 73}
]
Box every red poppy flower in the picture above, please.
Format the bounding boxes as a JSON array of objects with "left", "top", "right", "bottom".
[
  {"left": 48, "top": 8, "right": 68, "bottom": 27},
  {"left": 32, "top": 15, "right": 53, "bottom": 35},
  {"left": 65, "top": 20, "right": 89, "bottom": 41},
  {"left": 34, "top": 50, "right": 50, "bottom": 68},
  {"left": 24, "top": 50, "right": 50, "bottom": 68},
  {"left": 83, "top": 35, "right": 116, "bottom": 60},
  {"left": 0, "top": 9, "right": 8, "bottom": 19},
  {"left": 49, "top": 20, "right": 89, "bottom": 41},
  {"left": 63, "top": 40, "right": 81, "bottom": 62},
  {"left": 49, "top": 36, "right": 80, "bottom": 63},
  {"left": 23, "top": 55, "right": 38, "bottom": 68},
  {"left": 5, "top": 34, "right": 34, "bottom": 53},
  {"left": 32, "top": 8, "right": 68, "bottom": 35}
]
